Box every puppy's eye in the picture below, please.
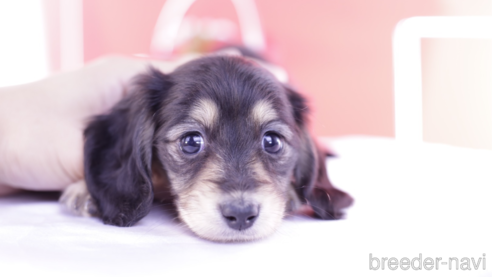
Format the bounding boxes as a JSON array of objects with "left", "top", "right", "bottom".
[
  {"left": 180, "top": 133, "right": 203, "bottom": 154},
  {"left": 262, "top": 133, "right": 283, "bottom": 154}
]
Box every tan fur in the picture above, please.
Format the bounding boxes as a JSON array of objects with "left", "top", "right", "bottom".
[
  {"left": 175, "top": 158, "right": 225, "bottom": 240},
  {"left": 251, "top": 160, "right": 270, "bottom": 183},
  {"left": 175, "top": 157, "right": 287, "bottom": 242},
  {"left": 164, "top": 123, "right": 198, "bottom": 141},
  {"left": 252, "top": 149, "right": 300, "bottom": 213},
  {"left": 155, "top": 140, "right": 193, "bottom": 194},
  {"left": 251, "top": 100, "right": 278, "bottom": 125},
  {"left": 151, "top": 161, "right": 173, "bottom": 202},
  {"left": 189, "top": 98, "right": 219, "bottom": 128},
  {"left": 59, "top": 180, "right": 97, "bottom": 217}
]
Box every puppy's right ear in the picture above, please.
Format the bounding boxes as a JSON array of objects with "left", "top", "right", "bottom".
[
  {"left": 84, "top": 68, "right": 173, "bottom": 227},
  {"left": 285, "top": 85, "right": 353, "bottom": 219}
]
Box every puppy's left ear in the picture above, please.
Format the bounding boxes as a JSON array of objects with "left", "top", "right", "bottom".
[
  {"left": 286, "top": 86, "right": 353, "bottom": 219},
  {"left": 84, "top": 68, "right": 172, "bottom": 226}
]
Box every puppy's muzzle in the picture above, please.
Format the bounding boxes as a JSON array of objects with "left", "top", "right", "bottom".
[{"left": 220, "top": 203, "right": 259, "bottom": 231}]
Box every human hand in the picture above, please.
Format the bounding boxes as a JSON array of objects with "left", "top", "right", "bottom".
[
  {"left": 0, "top": 54, "right": 199, "bottom": 193},
  {"left": 0, "top": 49, "right": 288, "bottom": 195}
]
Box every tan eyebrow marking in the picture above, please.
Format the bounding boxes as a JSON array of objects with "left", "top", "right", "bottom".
[
  {"left": 165, "top": 123, "right": 197, "bottom": 141},
  {"left": 251, "top": 100, "right": 278, "bottom": 125},
  {"left": 189, "top": 98, "right": 219, "bottom": 128}
]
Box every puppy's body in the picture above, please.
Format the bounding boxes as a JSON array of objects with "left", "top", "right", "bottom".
[{"left": 61, "top": 55, "right": 352, "bottom": 242}]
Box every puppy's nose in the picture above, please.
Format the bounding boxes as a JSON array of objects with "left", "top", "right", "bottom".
[{"left": 220, "top": 204, "right": 259, "bottom": 231}]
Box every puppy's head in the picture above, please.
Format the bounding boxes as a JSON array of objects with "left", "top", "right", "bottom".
[{"left": 84, "top": 55, "right": 353, "bottom": 242}]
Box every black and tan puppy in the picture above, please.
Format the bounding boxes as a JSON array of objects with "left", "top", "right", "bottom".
[{"left": 60, "top": 54, "right": 353, "bottom": 242}]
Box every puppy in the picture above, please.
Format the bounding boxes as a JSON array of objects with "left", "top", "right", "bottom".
[{"left": 60, "top": 54, "right": 353, "bottom": 242}]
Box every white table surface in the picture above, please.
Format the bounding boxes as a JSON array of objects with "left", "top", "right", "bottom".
[{"left": 1, "top": 136, "right": 491, "bottom": 277}]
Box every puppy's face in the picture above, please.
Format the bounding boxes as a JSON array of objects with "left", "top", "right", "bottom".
[
  {"left": 83, "top": 55, "right": 353, "bottom": 242},
  {"left": 153, "top": 57, "right": 299, "bottom": 241}
]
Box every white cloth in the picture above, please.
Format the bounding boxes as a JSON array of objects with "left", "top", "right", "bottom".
[{"left": 1, "top": 136, "right": 491, "bottom": 276}]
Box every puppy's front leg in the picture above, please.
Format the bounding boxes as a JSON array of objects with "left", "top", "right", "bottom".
[{"left": 59, "top": 179, "right": 98, "bottom": 217}]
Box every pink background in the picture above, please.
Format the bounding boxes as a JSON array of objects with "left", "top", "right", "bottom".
[{"left": 46, "top": 0, "right": 492, "bottom": 139}]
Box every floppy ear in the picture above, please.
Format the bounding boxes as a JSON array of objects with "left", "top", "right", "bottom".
[
  {"left": 307, "top": 144, "right": 354, "bottom": 219},
  {"left": 286, "top": 85, "right": 353, "bottom": 219},
  {"left": 84, "top": 68, "right": 173, "bottom": 227}
]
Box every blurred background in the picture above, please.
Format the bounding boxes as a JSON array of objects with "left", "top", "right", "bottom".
[{"left": 1, "top": 0, "right": 492, "bottom": 150}]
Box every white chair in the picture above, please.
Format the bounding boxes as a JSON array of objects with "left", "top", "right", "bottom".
[
  {"left": 392, "top": 16, "right": 492, "bottom": 142},
  {"left": 150, "top": 0, "right": 265, "bottom": 58}
]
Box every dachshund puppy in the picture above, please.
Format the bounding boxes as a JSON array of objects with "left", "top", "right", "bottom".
[{"left": 60, "top": 54, "right": 353, "bottom": 242}]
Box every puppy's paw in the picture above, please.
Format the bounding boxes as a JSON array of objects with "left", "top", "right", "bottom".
[
  {"left": 60, "top": 180, "right": 98, "bottom": 217},
  {"left": 308, "top": 187, "right": 353, "bottom": 220}
]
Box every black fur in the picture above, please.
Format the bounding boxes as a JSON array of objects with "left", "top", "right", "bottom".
[{"left": 84, "top": 80, "right": 162, "bottom": 226}]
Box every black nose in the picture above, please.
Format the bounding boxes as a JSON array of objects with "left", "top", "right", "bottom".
[{"left": 220, "top": 204, "right": 259, "bottom": 231}]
